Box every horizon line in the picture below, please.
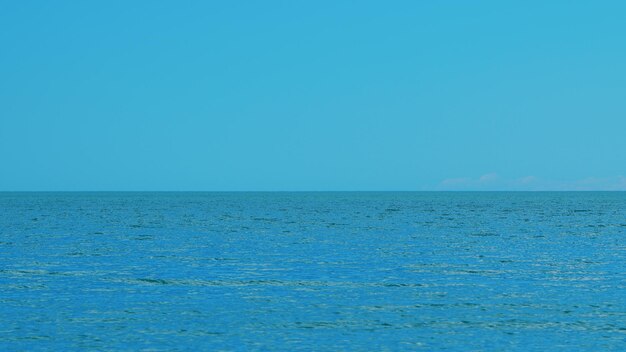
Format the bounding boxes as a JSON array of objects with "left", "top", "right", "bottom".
[{"left": 1, "top": 190, "right": 625, "bottom": 193}]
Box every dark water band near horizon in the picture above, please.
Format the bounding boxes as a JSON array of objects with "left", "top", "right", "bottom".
[{"left": 1, "top": 192, "right": 625, "bottom": 350}]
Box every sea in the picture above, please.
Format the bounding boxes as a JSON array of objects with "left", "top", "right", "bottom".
[{"left": 1, "top": 192, "right": 625, "bottom": 351}]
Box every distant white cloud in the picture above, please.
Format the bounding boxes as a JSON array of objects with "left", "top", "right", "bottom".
[
  {"left": 434, "top": 174, "right": 626, "bottom": 191},
  {"left": 565, "top": 176, "right": 626, "bottom": 191},
  {"left": 516, "top": 175, "right": 537, "bottom": 184},
  {"left": 478, "top": 173, "right": 499, "bottom": 183},
  {"left": 441, "top": 177, "right": 472, "bottom": 186},
  {"left": 437, "top": 173, "right": 501, "bottom": 190}
]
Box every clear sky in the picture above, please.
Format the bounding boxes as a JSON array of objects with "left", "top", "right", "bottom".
[{"left": 1, "top": 1, "right": 625, "bottom": 191}]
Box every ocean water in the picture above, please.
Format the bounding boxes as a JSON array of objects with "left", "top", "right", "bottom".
[{"left": 1, "top": 192, "right": 625, "bottom": 351}]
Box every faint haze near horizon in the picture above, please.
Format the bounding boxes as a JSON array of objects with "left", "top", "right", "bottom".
[
  {"left": 1, "top": 1, "right": 625, "bottom": 191},
  {"left": 435, "top": 174, "right": 626, "bottom": 191}
]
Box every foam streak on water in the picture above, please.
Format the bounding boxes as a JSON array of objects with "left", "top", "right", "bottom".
[{"left": 1, "top": 192, "right": 626, "bottom": 350}]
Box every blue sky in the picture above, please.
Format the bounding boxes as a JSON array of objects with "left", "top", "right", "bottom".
[{"left": 1, "top": 1, "right": 625, "bottom": 191}]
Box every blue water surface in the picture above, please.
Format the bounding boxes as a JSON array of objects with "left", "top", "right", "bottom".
[{"left": 1, "top": 192, "right": 626, "bottom": 351}]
